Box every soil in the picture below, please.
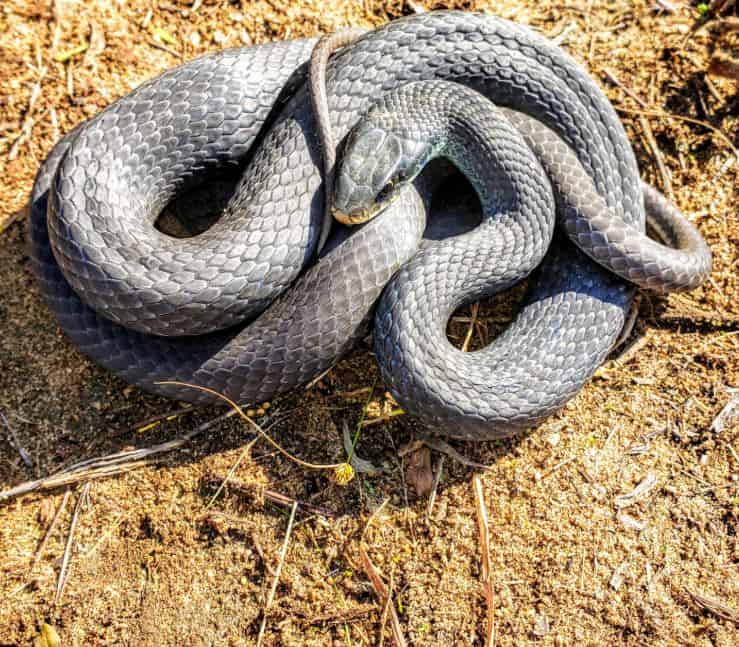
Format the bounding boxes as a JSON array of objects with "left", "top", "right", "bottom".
[{"left": 1, "top": 1, "right": 737, "bottom": 645}]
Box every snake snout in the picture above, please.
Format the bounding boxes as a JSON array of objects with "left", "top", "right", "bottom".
[{"left": 333, "top": 123, "right": 405, "bottom": 224}]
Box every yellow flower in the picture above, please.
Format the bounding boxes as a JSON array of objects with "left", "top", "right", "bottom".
[{"left": 333, "top": 462, "right": 355, "bottom": 485}]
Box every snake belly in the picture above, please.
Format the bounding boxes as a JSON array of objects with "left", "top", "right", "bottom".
[{"left": 31, "top": 11, "right": 666, "bottom": 438}]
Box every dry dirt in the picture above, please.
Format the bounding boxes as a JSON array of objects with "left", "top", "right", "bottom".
[{"left": 1, "top": 1, "right": 738, "bottom": 645}]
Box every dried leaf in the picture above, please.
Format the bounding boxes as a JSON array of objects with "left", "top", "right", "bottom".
[
  {"left": 405, "top": 446, "right": 434, "bottom": 496},
  {"left": 152, "top": 27, "right": 177, "bottom": 45},
  {"left": 34, "top": 623, "right": 60, "bottom": 647},
  {"left": 55, "top": 43, "right": 89, "bottom": 62},
  {"left": 615, "top": 472, "right": 658, "bottom": 508}
]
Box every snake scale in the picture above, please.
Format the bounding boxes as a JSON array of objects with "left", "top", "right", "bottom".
[{"left": 29, "top": 11, "right": 711, "bottom": 439}]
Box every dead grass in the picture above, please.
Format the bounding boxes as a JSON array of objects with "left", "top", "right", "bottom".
[{"left": 1, "top": 1, "right": 737, "bottom": 645}]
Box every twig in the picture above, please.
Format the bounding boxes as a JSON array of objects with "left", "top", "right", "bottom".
[
  {"left": 426, "top": 455, "right": 445, "bottom": 519},
  {"left": 638, "top": 115, "right": 673, "bottom": 199},
  {"left": 686, "top": 589, "right": 739, "bottom": 624},
  {"left": 147, "top": 38, "right": 181, "bottom": 58},
  {"left": 206, "top": 475, "right": 337, "bottom": 518},
  {"left": 29, "top": 490, "right": 71, "bottom": 574},
  {"left": 8, "top": 61, "right": 47, "bottom": 161},
  {"left": 462, "top": 302, "right": 480, "bottom": 352},
  {"left": 252, "top": 532, "right": 277, "bottom": 577},
  {"left": 0, "top": 409, "right": 239, "bottom": 501},
  {"left": 359, "top": 547, "right": 407, "bottom": 647},
  {"left": 601, "top": 69, "right": 673, "bottom": 196},
  {"left": 601, "top": 67, "right": 648, "bottom": 108},
  {"left": 342, "top": 421, "right": 381, "bottom": 474},
  {"left": 56, "top": 483, "right": 90, "bottom": 604},
  {"left": 1, "top": 411, "right": 33, "bottom": 468},
  {"left": 611, "top": 295, "right": 642, "bottom": 351},
  {"left": 361, "top": 497, "right": 390, "bottom": 543},
  {"left": 615, "top": 106, "right": 739, "bottom": 161},
  {"left": 473, "top": 476, "right": 495, "bottom": 647},
  {"left": 361, "top": 409, "right": 405, "bottom": 427},
  {"left": 159, "top": 381, "right": 346, "bottom": 471},
  {"left": 305, "top": 365, "right": 333, "bottom": 389},
  {"left": 551, "top": 20, "right": 578, "bottom": 46},
  {"left": 611, "top": 333, "right": 650, "bottom": 367},
  {"left": 378, "top": 572, "right": 395, "bottom": 647},
  {"left": 205, "top": 438, "right": 258, "bottom": 508},
  {"left": 422, "top": 437, "right": 493, "bottom": 471},
  {"left": 710, "top": 391, "right": 739, "bottom": 433},
  {"left": 256, "top": 501, "right": 298, "bottom": 647},
  {"left": 615, "top": 472, "right": 658, "bottom": 508},
  {"left": 535, "top": 456, "right": 576, "bottom": 481}
]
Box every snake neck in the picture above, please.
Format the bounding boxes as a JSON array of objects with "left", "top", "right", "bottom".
[{"left": 373, "top": 81, "right": 520, "bottom": 219}]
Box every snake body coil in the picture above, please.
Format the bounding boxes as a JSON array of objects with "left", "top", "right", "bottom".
[{"left": 29, "top": 11, "right": 711, "bottom": 439}]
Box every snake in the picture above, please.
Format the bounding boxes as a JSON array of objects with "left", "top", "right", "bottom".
[{"left": 29, "top": 11, "right": 711, "bottom": 440}]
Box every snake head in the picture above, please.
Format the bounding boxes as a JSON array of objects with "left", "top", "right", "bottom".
[{"left": 332, "top": 117, "right": 433, "bottom": 225}]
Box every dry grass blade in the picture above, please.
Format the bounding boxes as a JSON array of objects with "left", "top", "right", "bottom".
[
  {"left": 423, "top": 437, "right": 493, "bottom": 471},
  {"left": 473, "top": 476, "right": 495, "bottom": 647},
  {"left": 615, "top": 472, "right": 658, "bottom": 508},
  {"left": 687, "top": 589, "right": 739, "bottom": 624},
  {"left": 359, "top": 547, "right": 407, "bottom": 647},
  {"left": 56, "top": 483, "right": 90, "bottom": 604},
  {"left": 158, "top": 381, "right": 346, "bottom": 471},
  {"left": 203, "top": 474, "right": 338, "bottom": 518},
  {"left": 710, "top": 391, "right": 739, "bottom": 433},
  {"left": 256, "top": 501, "right": 298, "bottom": 647},
  {"left": 0, "top": 409, "right": 239, "bottom": 501},
  {"left": 615, "top": 106, "right": 739, "bottom": 160},
  {"left": 342, "top": 420, "right": 381, "bottom": 474},
  {"left": 29, "top": 490, "right": 71, "bottom": 575},
  {"left": 426, "top": 455, "right": 445, "bottom": 519},
  {"left": 1, "top": 410, "right": 33, "bottom": 468}
]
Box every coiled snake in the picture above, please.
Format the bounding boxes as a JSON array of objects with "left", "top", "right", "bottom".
[{"left": 29, "top": 11, "right": 711, "bottom": 439}]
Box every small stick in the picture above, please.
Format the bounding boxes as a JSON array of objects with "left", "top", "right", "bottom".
[
  {"left": 360, "top": 497, "right": 390, "bottom": 542},
  {"left": 252, "top": 532, "right": 277, "bottom": 577},
  {"left": 612, "top": 333, "right": 650, "bottom": 367},
  {"left": 147, "top": 38, "right": 181, "bottom": 59},
  {"left": 461, "top": 302, "right": 480, "bottom": 352},
  {"left": 611, "top": 295, "right": 642, "bottom": 351},
  {"left": 210, "top": 476, "right": 337, "bottom": 518},
  {"left": 422, "top": 437, "right": 493, "bottom": 471},
  {"left": 638, "top": 116, "right": 673, "bottom": 199},
  {"left": 359, "top": 547, "right": 407, "bottom": 647},
  {"left": 473, "top": 476, "right": 495, "bottom": 647},
  {"left": 615, "top": 106, "right": 739, "bottom": 160},
  {"left": 0, "top": 408, "right": 241, "bottom": 501},
  {"left": 601, "top": 67, "right": 648, "bottom": 108},
  {"left": 29, "top": 490, "right": 71, "bottom": 574},
  {"left": 304, "top": 365, "right": 333, "bottom": 389},
  {"left": 536, "top": 456, "right": 576, "bottom": 481},
  {"left": 56, "top": 483, "right": 90, "bottom": 604},
  {"left": 361, "top": 409, "right": 405, "bottom": 427},
  {"left": 710, "top": 392, "right": 739, "bottom": 433},
  {"left": 686, "top": 589, "right": 739, "bottom": 624},
  {"left": 1, "top": 411, "right": 33, "bottom": 468},
  {"left": 205, "top": 437, "right": 258, "bottom": 508},
  {"left": 426, "top": 455, "right": 444, "bottom": 519},
  {"left": 256, "top": 501, "right": 298, "bottom": 647},
  {"left": 378, "top": 572, "right": 395, "bottom": 647}
]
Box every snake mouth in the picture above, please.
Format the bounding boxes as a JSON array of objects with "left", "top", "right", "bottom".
[
  {"left": 332, "top": 206, "right": 381, "bottom": 225},
  {"left": 332, "top": 190, "right": 402, "bottom": 226}
]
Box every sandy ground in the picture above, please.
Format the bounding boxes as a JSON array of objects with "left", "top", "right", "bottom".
[{"left": 1, "top": 0, "right": 738, "bottom": 645}]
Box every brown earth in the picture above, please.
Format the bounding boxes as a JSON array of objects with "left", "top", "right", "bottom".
[{"left": 1, "top": 1, "right": 738, "bottom": 645}]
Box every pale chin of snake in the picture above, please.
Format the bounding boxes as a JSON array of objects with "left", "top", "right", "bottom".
[{"left": 29, "top": 11, "right": 711, "bottom": 441}]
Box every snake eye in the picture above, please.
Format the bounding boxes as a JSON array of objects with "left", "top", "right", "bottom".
[{"left": 377, "top": 181, "right": 394, "bottom": 203}]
